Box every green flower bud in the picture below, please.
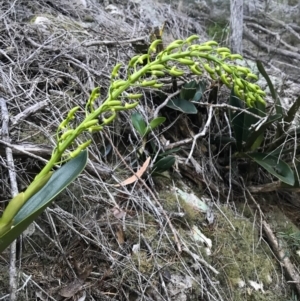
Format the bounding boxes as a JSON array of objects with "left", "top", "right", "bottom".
[
  {"left": 215, "top": 65, "right": 222, "bottom": 76},
  {"left": 167, "top": 40, "right": 184, "bottom": 47},
  {"left": 246, "top": 73, "right": 258, "bottom": 81},
  {"left": 210, "top": 73, "right": 217, "bottom": 80},
  {"left": 256, "top": 95, "right": 266, "bottom": 105},
  {"left": 230, "top": 54, "right": 243, "bottom": 60},
  {"left": 234, "top": 78, "right": 244, "bottom": 89},
  {"left": 107, "top": 100, "right": 122, "bottom": 107},
  {"left": 234, "top": 85, "right": 243, "bottom": 98},
  {"left": 102, "top": 110, "right": 116, "bottom": 124},
  {"left": 83, "top": 119, "right": 99, "bottom": 129},
  {"left": 111, "top": 63, "right": 122, "bottom": 79},
  {"left": 256, "top": 90, "right": 266, "bottom": 97},
  {"left": 125, "top": 93, "right": 143, "bottom": 100},
  {"left": 166, "top": 40, "right": 184, "bottom": 52},
  {"left": 221, "top": 64, "right": 233, "bottom": 74},
  {"left": 235, "top": 66, "right": 250, "bottom": 74},
  {"left": 70, "top": 140, "right": 92, "bottom": 158},
  {"left": 220, "top": 52, "right": 231, "bottom": 60},
  {"left": 80, "top": 140, "right": 92, "bottom": 150},
  {"left": 140, "top": 80, "right": 157, "bottom": 87},
  {"left": 58, "top": 119, "right": 69, "bottom": 130},
  {"left": 176, "top": 58, "right": 195, "bottom": 66},
  {"left": 112, "top": 80, "right": 127, "bottom": 89},
  {"left": 88, "top": 125, "right": 104, "bottom": 132},
  {"left": 153, "top": 83, "right": 164, "bottom": 88},
  {"left": 149, "top": 39, "right": 163, "bottom": 53},
  {"left": 194, "top": 45, "right": 213, "bottom": 52},
  {"left": 246, "top": 97, "right": 252, "bottom": 107},
  {"left": 67, "top": 106, "right": 80, "bottom": 120},
  {"left": 185, "top": 35, "right": 199, "bottom": 44},
  {"left": 248, "top": 92, "right": 256, "bottom": 102},
  {"left": 216, "top": 47, "right": 231, "bottom": 54},
  {"left": 248, "top": 83, "right": 258, "bottom": 91},
  {"left": 168, "top": 66, "right": 184, "bottom": 76},
  {"left": 220, "top": 74, "right": 231, "bottom": 87},
  {"left": 149, "top": 64, "right": 165, "bottom": 70},
  {"left": 203, "top": 63, "right": 215, "bottom": 74},
  {"left": 203, "top": 40, "right": 218, "bottom": 46},
  {"left": 138, "top": 54, "right": 149, "bottom": 64},
  {"left": 110, "top": 106, "right": 125, "bottom": 111},
  {"left": 190, "top": 64, "right": 202, "bottom": 75},
  {"left": 128, "top": 55, "right": 141, "bottom": 67},
  {"left": 149, "top": 70, "right": 165, "bottom": 76},
  {"left": 125, "top": 102, "right": 139, "bottom": 109},
  {"left": 60, "top": 129, "right": 74, "bottom": 140}
]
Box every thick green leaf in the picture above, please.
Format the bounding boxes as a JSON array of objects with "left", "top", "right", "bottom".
[
  {"left": 180, "top": 81, "right": 197, "bottom": 100},
  {"left": 145, "top": 117, "right": 166, "bottom": 135},
  {"left": 244, "top": 113, "right": 282, "bottom": 151},
  {"left": 257, "top": 61, "right": 284, "bottom": 139},
  {"left": 193, "top": 81, "right": 206, "bottom": 102},
  {"left": 281, "top": 163, "right": 300, "bottom": 188},
  {"left": 256, "top": 61, "right": 283, "bottom": 116},
  {"left": 166, "top": 98, "right": 197, "bottom": 114},
  {"left": 0, "top": 150, "right": 88, "bottom": 253},
  {"left": 158, "top": 148, "right": 181, "bottom": 157},
  {"left": 152, "top": 156, "right": 175, "bottom": 173},
  {"left": 284, "top": 95, "right": 300, "bottom": 130},
  {"left": 131, "top": 112, "right": 147, "bottom": 136},
  {"left": 228, "top": 88, "right": 245, "bottom": 151},
  {"left": 248, "top": 152, "right": 294, "bottom": 185},
  {"left": 242, "top": 107, "right": 260, "bottom": 143}
]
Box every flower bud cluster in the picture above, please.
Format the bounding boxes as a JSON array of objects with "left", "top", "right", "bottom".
[
  {"left": 53, "top": 35, "right": 268, "bottom": 168},
  {"left": 122, "top": 35, "right": 267, "bottom": 107}
]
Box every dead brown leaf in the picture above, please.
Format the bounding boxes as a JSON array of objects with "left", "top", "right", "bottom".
[
  {"left": 58, "top": 279, "right": 84, "bottom": 298},
  {"left": 112, "top": 206, "right": 126, "bottom": 219},
  {"left": 115, "top": 224, "right": 125, "bottom": 244},
  {"left": 114, "top": 157, "right": 151, "bottom": 187}
]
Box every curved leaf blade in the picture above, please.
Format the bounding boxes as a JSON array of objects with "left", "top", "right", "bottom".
[
  {"left": 180, "top": 81, "right": 197, "bottom": 100},
  {"left": 145, "top": 117, "right": 166, "bottom": 135},
  {"left": 131, "top": 112, "right": 147, "bottom": 136},
  {"left": 257, "top": 61, "right": 283, "bottom": 116},
  {"left": 166, "top": 98, "right": 197, "bottom": 114},
  {"left": 0, "top": 150, "right": 88, "bottom": 253},
  {"left": 245, "top": 114, "right": 282, "bottom": 151},
  {"left": 248, "top": 152, "right": 294, "bottom": 186},
  {"left": 193, "top": 81, "right": 206, "bottom": 102},
  {"left": 284, "top": 95, "right": 300, "bottom": 131},
  {"left": 152, "top": 156, "right": 175, "bottom": 173}
]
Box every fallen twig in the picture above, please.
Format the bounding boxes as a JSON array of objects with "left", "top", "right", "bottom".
[{"left": 1, "top": 97, "right": 19, "bottom": 301}]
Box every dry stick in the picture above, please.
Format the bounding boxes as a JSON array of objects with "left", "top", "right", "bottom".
[
  {"left": 243, "top": 25, "right": 300, "bottom": 61},
  {"left": 181, "top": 245, "right": 219, "bottom": 275},
  {"left": 248, "top": 181, "right": 300, "bottom": 193},
  {"left": 186, "top": 106, "right": 213, "bottom": 164},
  {"left": 0, "top": 140, "right": 112, "bottom": 179},
  {"left": 0, "top": 98, "right": 19, "bottom": 301},
  {"left": 0, "top": 140, "right": 52, "bottom": 160},
  {"left": 164, "top": 103, "right": 264, "bottom": 150},
  {"left": 247, "top": 190, "right": 300, "bottom": 293},
  {"left": 262, "top": 221, "right": 300, "bottom": 294},
  {"left": 82, "top": 36, "right": 147, "bottom": 47},
  {"left": 266, "top": 15, "right": 300, "bottom": 42},
  {"left": 104, "top": 132, "right": 182, "bottom": 253},
  {"left": 246, "top": 22, "right": 299, "bottom": 53},
  {"left": 153, "top": 90, "right": 180, "bottom": 119},
  {"left": 10, "top": 99, "right": 49, "bottom": 128}
]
